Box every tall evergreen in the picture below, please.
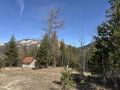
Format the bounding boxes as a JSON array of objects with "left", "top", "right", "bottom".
[
  {"left": 18, "top": 45, "right": 28, "bottom": 65},
  {"left": 36, "top": 33, "right": 49, "bottom": 68},
  {"left": 51, "top": 31, "right": 60, "bottom": 67},
  {"left": 89, "top": 0, "right": 120, "bottom": 83},
  {"left": 28, "top": 46, "right": 38, "bottom": 57},
  {"left": 4, "top": 35, "right": 18, "bottom": 66},
  {"left": 60, "top": 39, "right": 66, "bottom": 66},
  {"left": 107, "top": 0, "right": 120, "bottom": 75},
  {"left": 89, "top": 22, "right": 111, "bottom": 75},
  {"left": 23, "top": 45, "right": 28, "bottom": 57},
  {"left": 66, "top": 45, "right": 75, "bottom": 66}
]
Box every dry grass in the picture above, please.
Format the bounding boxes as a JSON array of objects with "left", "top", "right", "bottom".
[
  {"left": 0, "top": 67, "right": 66, "bottom": 90},
  {"left": 0, "top": 67, "right": 79, "bottom": 90},
  {"left": 0, "top": 67, "right": 108, "bottom": 90}
]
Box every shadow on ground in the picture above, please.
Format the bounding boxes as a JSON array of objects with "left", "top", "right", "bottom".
[
  {"left": 71, "top": 73, "right": 95, "bottom": 90},
  {"left": 72, "top": 73, "right": 120, "bottom": 90},
  {"left": 89, "top": 76, "right": 120, "bottom": 90},
  {"left": 53, "top": 74, "right": 96, "bottom": 90},
  {"left": 53, "top": 73, "right": 120, "bottom": 90}
]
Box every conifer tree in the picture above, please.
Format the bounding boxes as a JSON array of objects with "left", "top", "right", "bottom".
[
  {"left": 28, "top": 48, "right": 34, "bottom": 57},
  {"left": 28, "top": 46, "right": 38, "bottom": 57},
  {"left": 51, "top": 31, "right": 60, "bottom": 67},
  {"left": 60, "top": 39, "right": 66, "bottom": 66},
  {"left": 18, "top": 45, "right": 28, "bottom": 66},
  {"left": 36, "top": 33, "right": 49, "bottom": 68},
  {"left": 4, "top": 35, "right": 18, "bottom": 66},
  {"left": 23, "top": 45, "right": 28, "bottom": 57},
  {"left": 89, "top": 22, "right": 111, "bottom": 75},
  {"left": 61, "top": 67, "right": 76, "bottom": 90},
  {"left": 107, "top": 0, "right": 120, "bottom": 77},
  {"left": 89, "top": 0, "right": 120, "bottom": 84}
]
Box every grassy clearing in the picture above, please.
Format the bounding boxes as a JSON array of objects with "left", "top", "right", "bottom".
[
  {"left": 0, "top": 67, "right": 108, "bottom": 90},
  {"left": 0, "top": 67, "right": 77, "bottom": 90}
]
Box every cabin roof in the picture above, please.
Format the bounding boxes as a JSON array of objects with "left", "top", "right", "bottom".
[{"left": 22, "top": 57, "right": 35, "bottom": 64}]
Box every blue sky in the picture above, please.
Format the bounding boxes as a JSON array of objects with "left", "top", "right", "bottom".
[{"left": 0, "top": 0, "right": 110, "bottom": 46}]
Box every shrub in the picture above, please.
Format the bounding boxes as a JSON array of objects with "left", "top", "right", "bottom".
[
  {"left": 61, "top": 67, "right": 76, "bottom": 90},
  {"left": 80, "top": 80, "right": 85, "bottom": 84},
  {"left": 69, "top": 60, "right": 81, "bottom": 71}
]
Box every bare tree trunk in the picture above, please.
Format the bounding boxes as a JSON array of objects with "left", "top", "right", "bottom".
[
  {"left": 79, "top": 34, "right": 85, "bottom": 74},
  {"left": 53, "top": 56, "right": 56, "bottom": 67}
]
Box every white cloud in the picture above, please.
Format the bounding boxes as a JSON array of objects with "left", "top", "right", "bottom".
[{"left": 16, "top": 0, "right": 24, "bottom": 16}]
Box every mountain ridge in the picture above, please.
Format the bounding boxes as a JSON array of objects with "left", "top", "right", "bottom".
[
  {"left": 0, "top": 39, "right": 94, "bottom": 53},
  {"left": 0, "top": 39, "right": 42, "bottom": 52},
  {"left": 0, "top": 39, "right": 63, "bottom": 52}
]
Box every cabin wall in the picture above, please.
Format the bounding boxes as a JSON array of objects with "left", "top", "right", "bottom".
[
  {"left": 22, "top": 63, "right": 28, "bottom": 68},
  {"left": 28, "top": 60, "right": 37, "bottom": 68},
  {"left": 22, "top": 60, "right": 37, "bottom": 68}
]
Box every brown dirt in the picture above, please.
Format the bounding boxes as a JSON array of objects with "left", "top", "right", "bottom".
[
  {"left": 0, "top": 67, "right": 108, "bottom": 90},
  {"left": 0, "top": 67, "right": 77, "bottom": 90}
]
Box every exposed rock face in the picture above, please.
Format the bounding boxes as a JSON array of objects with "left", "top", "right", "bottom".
[
  {"left": 0, "top": 39, "right": 63, "bottom": 52},
  {"left": 0, "top": 39, "right": 42, "bottom": 52},
  {"left": 16, "top": 39, "right": 41, "bottom": 48},
  {"left": 0, "top": 43, "right": 5, "bottom": 46},
  {"left": 0, "top": 39, "right": 94, "bottom": 53}
]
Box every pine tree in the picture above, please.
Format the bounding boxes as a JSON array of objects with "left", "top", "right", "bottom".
[
  {"left": 66, "top": 45, "right": 75, "bottom": 66},
  {"left": 107, "top": 0, "right": 120, "bottom": 77},
  {"left": 28, "top": 46, "right": 38, "bottom": 57},
  {"left": 89, "top": 0, "right": 120, "bottom": 85},
  {"left": 89, "top": 22, "right": 111, "bottom": 75},
  {"left": 28, "top": 48, "right": 34, "bottom": 57},
  {"left": 51, "top": 31, "right": 60, "bottom": 67},
  {"left": 60, "top": 39, "right": 66, "bottom": 66},
  {"left": 23, "top": 45, "right": 28, "bottom": 57},
  {"left": 18, "top": 49, "right": 25, "bottom": 65},
  {"left": 18, "top": 45, "right": 28, "bottom": 66},
  {"left": 36, "top": 33, "right": 49, "bottom": 68},
  {"left": 61, "top": 67, "right": 76, "bottom": 90},
  {"left": 4, "top": 35, "right": 18, "bottom": 66}
]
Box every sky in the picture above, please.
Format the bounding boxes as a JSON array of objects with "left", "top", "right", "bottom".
[{"left": 0, "top": 0, "right": 110, "bottom": 47}]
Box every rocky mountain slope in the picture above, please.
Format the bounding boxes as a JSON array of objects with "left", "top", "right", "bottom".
[
  {"left": 0, "top": 39, "right": 94, "bottom": 53},
  {"left": 0, "top": 39, "right": 62, "bottom": 53},
  {"left": 0, "top": 39, "right": 42, "bottom": 52}
]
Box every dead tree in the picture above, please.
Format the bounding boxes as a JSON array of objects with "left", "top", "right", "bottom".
[
  {"left": 79, "top": 33, "right": 85, "bottom": 73},
  {"left": 42, "top": 8, "right": 64, "bottom": 67},
  {"left": 42, "top": 8, "right": 64, "bottom": 40}
]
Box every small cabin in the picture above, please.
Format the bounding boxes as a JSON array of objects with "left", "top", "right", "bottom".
[{"left": 22, "top": 57, "right": 37, "bottom": 69}]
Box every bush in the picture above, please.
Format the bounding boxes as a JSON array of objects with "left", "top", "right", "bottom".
[
  {"left": 61, "top": 67, "right": 76, "bottom": 90},
  {"left": 69, "top": 60, "right": 81, "bottom": 71},
  {"left": 80, "top": 79, "right": 85, "bottom": 84}
]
